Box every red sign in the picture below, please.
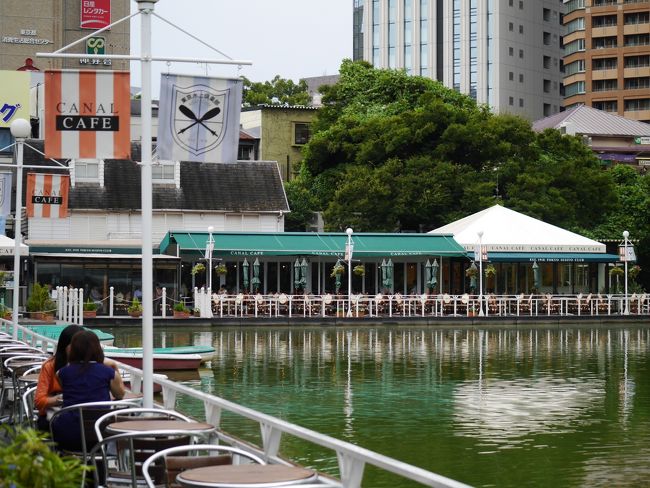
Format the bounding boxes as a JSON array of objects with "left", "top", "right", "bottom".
[{"left": 80, "top": 0, "right": 111, "bottom": 30}]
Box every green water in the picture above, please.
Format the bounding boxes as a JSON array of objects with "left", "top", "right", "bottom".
[{"left": 109, "top": 324, "right": 650, "bottom": 488}]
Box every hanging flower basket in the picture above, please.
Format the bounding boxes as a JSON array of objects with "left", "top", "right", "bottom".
[
  {"left": 191, "top": 263, "right": 205, "bottom": 276},
  {"left": 465, "top": 266, "right": 478, "bottom": 278},
  {"left": 353, "top": 265, "right": 365, "bottom": 276},
  {"left": 629, "top": 265, "right": 641, "bottom": 279},
  {"left": 330, "top": 263, "right": 345, "bottom": 278},
  {"left": 215, "top": 264, "right": 228, "bottom": 276},
  {"left": 484, "top": 264, "right": 496, "bottom": 278},
  {"left": 609, "top": 266, "right": 624, "bottom": 277}
]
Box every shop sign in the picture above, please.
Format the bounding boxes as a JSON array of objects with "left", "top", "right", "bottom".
[
  {"left": 79, "top": 36, "right": 112, "bottom": 66},
  {"left": 634, "top": 136, "right": 650, "bottom": 145},
  {"left": 80, "top": 0, "right": 111, "bottom": 30},
  {"left": 0, "top": 71, "right": 30, "bottom": 128},
  {"left": 2, "top": 29, "right": 52, "bottom": 45},
  {"left": 619, "top": 245, "right": 637, "bottom": 263}
]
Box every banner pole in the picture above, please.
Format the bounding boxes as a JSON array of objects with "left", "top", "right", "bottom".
[{"left": 139, "top": 0, "right": 156, "bottom": 409}]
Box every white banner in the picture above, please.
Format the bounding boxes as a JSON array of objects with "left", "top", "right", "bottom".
[
  {"left": 0, "top": 173, "right": 12, "bottom": 218},
  {"left": 157, "top": 74, "right": 242, "bottom": 163}
]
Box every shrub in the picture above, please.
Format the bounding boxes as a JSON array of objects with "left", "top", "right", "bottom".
[
  {"left": 83, "top": 298, "right": 97, "bottom": 311},
  {"left": 173, "top": 302, "right": 189, "bottom": 313},
  {"left": 26, "top": 282, "right": 56, "bottom": 313}
]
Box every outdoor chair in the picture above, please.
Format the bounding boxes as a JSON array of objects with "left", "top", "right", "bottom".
[
  {"left": 142, "top": 444, "right": 266, "bottom": 488},
  {"left": 542, "top": 294, "right": 559, "bottom": 315},
  {"left": 89, "top": 430, "right": 204, "bottom": 488},
  {"left": 21, "top": 385, "right": 38, "bottom": 428},
  {"left": 517, "top": 294, "right": 532, "bottom": 315},
  {"left": 595, "top": 294, "right": 610, "bottom": 315},
  {"left": 442, "top": 294, "right": 454, "bottom": 316}
]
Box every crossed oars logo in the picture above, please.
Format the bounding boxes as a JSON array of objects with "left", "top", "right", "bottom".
[{"left": 178, "top": 105, "right": 220, "bottom": 136}]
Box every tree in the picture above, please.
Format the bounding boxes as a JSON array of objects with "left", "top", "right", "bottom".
[{"left": 242, "top": 75, "right": 310, "bottom": 106}]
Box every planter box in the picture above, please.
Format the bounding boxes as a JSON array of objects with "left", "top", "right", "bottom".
[
  {"left": 29, "top": 312, "right": 55, "bottom": 321},
  {"left": 173, "top": 311, "right": 191, "bottom": 318},
  {"left": 83, "top": 310, "right": 97, "bottom": 319},
  {"left": 128, "top": 311, "right": 142, "bottom": 318}
]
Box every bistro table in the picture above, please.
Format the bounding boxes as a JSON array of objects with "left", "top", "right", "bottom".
[
  {"left": 18, "top": 373, "right": 41, "bottom": 383},
  {"left": 106, "top": 419, "right": 216, "bottom": 436},
  {"left": 176, "top": 464, "right": 318, "bottom": 488}
]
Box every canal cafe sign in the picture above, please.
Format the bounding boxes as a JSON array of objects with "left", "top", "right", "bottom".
[{"left": 461, "top": 244, "right": 604, "bottom": 253}]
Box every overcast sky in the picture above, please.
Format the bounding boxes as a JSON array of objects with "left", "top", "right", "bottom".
[{"left": 129, "top": 0, "right": 352, "bottom": 94}]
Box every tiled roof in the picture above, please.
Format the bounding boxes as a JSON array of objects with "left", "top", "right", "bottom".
[
  {"left": 21, "top": 141, "right": 289, "bottom": 213},
  {"left": 532, "top": 105, "right": 650, "bottom": 137}
]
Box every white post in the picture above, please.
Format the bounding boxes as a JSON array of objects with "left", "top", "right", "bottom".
[
  {"left": 138, "top": 0, "right": 157, "bottom": 409},
  {"left": 10, "top": 119, "right": 30, "bottom": 338},
  {"left": 346, "top": 227, "right": 353, "bottom": 317},
  {"left": 57, "top": 286, "right": 63, "bottom": 319},
  {"left": 78, "top": 288, "right": 84, "bottom": 325},
  {"left": 162, "top": 287, "right": 167, "bottom": 318},
  {"left": 623, "top": 230, "right": 629, "bottom": 315},
  {"left": 207, "top": 226, "right": 214, "bottom": 291},
  {"left": 478, "top": 230, "right": 484, "bottom": 317},
  {"left": 109, "top": 286, "right": 114, "bottom": 317}
]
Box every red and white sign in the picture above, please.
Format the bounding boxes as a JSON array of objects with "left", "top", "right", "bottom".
[
  {"left": 26, "top": 174, "right": 70, "bottom": 219},
  {"left": 44, "top": 70, "right": 131, "bottom": 159},
  {"left": 80, "top": 0, "right": 111, "bottom": 30}
]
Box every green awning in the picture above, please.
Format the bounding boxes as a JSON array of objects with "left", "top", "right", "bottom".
[
  {"left": 473, "top": 252, "right": 620, "bottom": 263},
  {"left": 161, "top": 231, "right": 466, "bottom": 258}
]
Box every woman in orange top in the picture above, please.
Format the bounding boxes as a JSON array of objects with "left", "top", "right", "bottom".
[{"left": 34, "top": 324, "right": 83, "bottom": 430}]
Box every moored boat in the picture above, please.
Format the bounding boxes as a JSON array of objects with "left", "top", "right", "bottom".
[{"left": 103, "top": 345, "right": 216, "bottom": 370}]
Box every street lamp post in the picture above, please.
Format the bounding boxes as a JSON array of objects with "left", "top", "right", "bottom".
[
  {"left": 207, "top": 226, "right": 214, "bottom": 292},
  {"left": 346, "top": 227, "right": 353, "bottom": 317},
  {"left": 478, "top": 230, "right": 484, "bottom": 316},
  {"left": 623, "top": 230, "right": 630, "bottom": 315},
  {"left": 9, "top": 119, "right": 30, "bottom": 339}
]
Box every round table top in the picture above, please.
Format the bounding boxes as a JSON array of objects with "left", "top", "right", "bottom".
[
  {"left": 19, "top": 373, "right": 41, "bottom": 382},
  {"left": 106, "top": 419, "right": 215, "bottom": 434},
  {"left": 176, "top": 464, "right": 317, "bottom": 488}
]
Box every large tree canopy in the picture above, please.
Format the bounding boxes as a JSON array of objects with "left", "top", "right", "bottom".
[
  {"left": 242, "top": 75, "right": 310, "bottom": 106},
  {"left": 288, "top": 60, "right": 617, "bottom": 235}
]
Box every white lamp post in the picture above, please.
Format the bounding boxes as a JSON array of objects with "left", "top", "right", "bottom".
[
  {"left": 477, "top": 230, "right": 484, "bottom": 317},
  {"left": 623, "top": 230, "right": 630, "bottom": 315},
  {"left": 9, "top": 119, "right": 30, "bottom": 339},
  {"left": 346, "top": 227, "right": 353, "bottom": 317},
  {"left": 207, "top": 226, "right": 214, "bottom": 291}
]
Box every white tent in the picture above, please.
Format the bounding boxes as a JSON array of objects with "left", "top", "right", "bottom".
[
  {"left": 0, "top": 235, "right": 29, "bottom": 256},
  {"left": 432, "top": 205, "right": 606, "bottom": 254}
]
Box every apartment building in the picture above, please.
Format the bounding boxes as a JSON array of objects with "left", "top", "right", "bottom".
[
  {"left": 562, "top": 0, "right": 650, "bottom": 123},
  {"left": 353, "top": 0, "right": 565, "bottom": 120},
  {"left": 0, "top": 0, "right": 129, "bottom": 71}
]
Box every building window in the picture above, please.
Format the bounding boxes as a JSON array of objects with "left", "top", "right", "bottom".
[
  {"left": 624, "top": 34, "right": 650, "bottom": 47},
  {"left": 543, "top": 55, "right": 552, "bottom": 69},
  {"left": 519, "top": 98, "right": 524, "bottom": 107},
  {"left": 564, "top": 81, "right": 586, "bottom": 97},
  {"left": 519, "top": 73, "right": 524, "bottom": 83},
  {"left": 565, "top": 18, "right": 584, "bottom": 34},
  {"left": 509, "top": 46, "right": 514, "bottom": 56},
  {"left": 509, "top": 22, "right": 514, "bottom": 32},
  {"left": 74, "top": 159, "right": 100, "bottom": 181},
  {"left": 592, "top": 57, "right": 617, "bottom": 70},
  {"left": 592, "top": 100, "right": 618, "bottom": 112},
  {"left": 404, "top": 0, "right": 413, "bottom": 74},
  {"left": 372, "top": 0, "right": 380, "bottom": 65},
  {"left": 452, "top": 0, "right": 461, "bottom": 90},
  {"left": 565, "top": 0, "right": 584, "bottom": 14},
  {"left": 152, "top": 162, "right": 175, "bottom": 181},
  {"left": 388, "top": 0, "right": 397, "bottom": 68},
  {"left": 419, "top": 0, "right": 429, "bottom": 76},
  {"left": 592, "top": 79, "right": 618, "bottom": 92},
  {"left": 624, "top": 77, "right": 650, "bottom": 90},
  {"left": 519, "top": 25, "right": 524, "bottom": 34},
  {"left": 593, "top": 36, "right": 617, "bottom": 49},
  {"left": 543, "top": 8, "right": 551, "bottom": 21},
  {"left": 624, "top": 98, "right": 650, "bottom": 111},
  {"left": 564, "top": 39, "right": 585, "bottom": 55},
  {"left": 509, "top": 71, "right": 514, "bottom": 81},
  {"left": 543, "top": 79, "right": 551, "bottom": 93},
  {"left": 509, "top": 96, "right": 514, "bottom": 105},
  {"left": 624, "top": 12, "right": 649, "bottom": 25},
  {"left": 625, "top": 55, "right": 650, "bottom": 68},
  {"left": 592, "top": 15, "right": 617, "bottom": 28},
  {"left": 293, "top": 123, "right": 311, "bottom": 145},
  {"left": 519, "top": 49, "right": 524, "bottom": 59},
  {"left": 564, "top": 59, "right": 585, "bottom": 75},
  {"left": 543, "top": 32, "right": 552, "bottom": 45},
  {"left": 544, "top": 103, "right": 552, "bottom": 116},
  {"left": 519, "top": 0, "right": 523, "bottom": 9}
]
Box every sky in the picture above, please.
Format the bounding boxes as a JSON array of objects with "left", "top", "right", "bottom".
[{"left": 129, "top": 0, "right": 352, "bottom": 94}]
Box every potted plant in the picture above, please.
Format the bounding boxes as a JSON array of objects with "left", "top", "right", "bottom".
[
  {"left": 191, "top": 263, "right": 206, "bottom": 276},
  {"left": 0, "top": 427, "right": 89, "bottom": 486},
  {"left": 465, "top": 266, "right": 478, "bottom": 278},
  {"left": 353, "top": 264, "right": 365, "bottom": 277},
  {"left": 83, "top": 298, "right": 97, "bottom": 318},
  {"left": 215, "top": 264, "right": 228, "bottom": 276},
  {"left": 173, "top": 301, "right": 191, "bottom": 318},
  {"left": 26, "top": 282, "right": 56, "bottom": 321},
  {"left": 484, "top": 264, "right": 496, "bottom": 278},
  {"left": 193, "top": 307, "right": 201, "bottom": 317},
  {"left": 609, "top": 266, "right": 624, "bottom": 277},
  {"left": 1, "top": 304, "right": 11, "bottom": 320},
  {"left": 128, "top": 296, "right": 143, "bottom": 317}
]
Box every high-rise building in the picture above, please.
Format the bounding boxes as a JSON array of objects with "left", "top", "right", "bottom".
[
  {"left": 0, "top": 0, "right": 129, "bottom": 71},
  {"left": 353, "top": 0, "right": 565, "bottom": 120},
  {"left": 562, "top": 0, "right": 650, "bottom": 123}
]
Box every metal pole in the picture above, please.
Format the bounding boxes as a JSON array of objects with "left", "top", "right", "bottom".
[
  {"left": 346, "top": 228, "right": 353, "bottom": 317},
  {"left": 478, "top": 231, "right": 484, "bottom": 317},
  {"left": 207, "top": 226, "right": 214, "bottom": 291},
  {"left": 139, "top": 0, "right": 156, "bottom": 408},
  {"left": 9, "top": 119, "right": 30, "bottom": 339},
  {"left": 623, "top": 230, "right": 629, "bottom": 315}
]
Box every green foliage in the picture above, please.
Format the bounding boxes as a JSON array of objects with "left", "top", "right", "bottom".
[
  {"left": 330, "top": 263, "right": 345, "bottom": 277},
  {"left": 26, "top": 283, "right": 56, "bottom": 313},
  {"left": 0, "top": 427, "right": 90, "bottom": 487},
  {"left": 191, "top": 263, "right": 205, "bottom": 276},
  {"left": 242, "top": 75, "right": 310, "bottom": 106},
  {"left": 127, "top": 297, "right": 142, "bottom": 314},
  {"left": 485, "top": 264, "right": 497, "bottom": 277},
  {"left": 353, "top": 265, "right": 366, "bottom": 276},
  {"left": 284, "top": 176, "right": 319, "bottom": 231},
  {"left": 83, "top": 298, "right": 97, "bottom": 311},
  {"left": 173, "top": 302, "right": 189, "bottom": 313},
  {"left": 215, "top": 264, "right": 228, "bottom": 275}
]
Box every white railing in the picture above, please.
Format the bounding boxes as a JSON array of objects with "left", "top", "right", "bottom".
[
  {"left": 56, "top": 289, "right": 650, "bottom": 320},
  {"left": 0, "top": 319, "right": 470, "bottom": 488}
]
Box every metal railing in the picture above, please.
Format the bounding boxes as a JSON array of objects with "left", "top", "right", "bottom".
[{"left": 0, "top": 319, "right": 470, "bottom": 488}]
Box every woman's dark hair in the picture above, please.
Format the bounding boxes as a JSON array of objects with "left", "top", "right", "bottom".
[
  {"left": 54, "top": 324, "right": 84, "bottom": 372},
  {"left": 68, "top": 330, "right": 104, "bottom": 366}
]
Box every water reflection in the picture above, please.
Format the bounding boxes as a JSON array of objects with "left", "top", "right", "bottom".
[{"left": 109, "top": 325, "right": 650, "bottom": 488}]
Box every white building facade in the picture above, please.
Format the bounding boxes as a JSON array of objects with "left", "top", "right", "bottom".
[{"left": 354, "top": 0, "right": 565, "bottom": 120}]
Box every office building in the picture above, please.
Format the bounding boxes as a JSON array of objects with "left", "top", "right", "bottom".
[
  {"left": 562, "top": 0, "right": 650, "bottom": 123},
  {"left": 0, "top": 0, "right": 129, "bottom": 71},
  {"left": 353, "top": 0, "right": 565, "bottom": 120}
]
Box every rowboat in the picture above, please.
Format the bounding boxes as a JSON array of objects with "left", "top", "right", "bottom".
[
  {"left": 24, "top": 324, "right": 115, "bottom": 346},
  {"left": 103, "top": 345, "right": 216, "bottom": 371}
]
